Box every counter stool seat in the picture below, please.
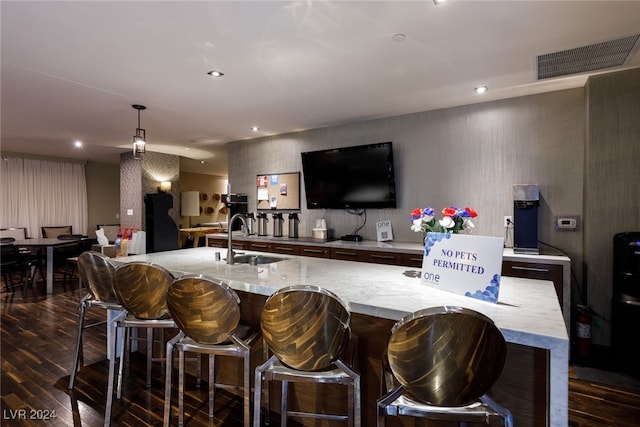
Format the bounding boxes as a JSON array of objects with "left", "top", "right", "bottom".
[
  {"left": 105, "top": 262, "right": 176, "bottom": 427},
  {"left": 163, "top": 275, "right": 259, "bottom": 427},
  {"left": 69, "top": 251, "right": 122, "bottom": 390},
  {"left": 253, "top": 285, "right": 361, "bottom": 427},
  {"left": 377, "top": 306, "right": 513, "bottom": 427}
]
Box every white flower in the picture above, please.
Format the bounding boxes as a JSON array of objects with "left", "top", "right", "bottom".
[
  {"left": 463, "top": 219, "right": 475, "bottom": 232},
  {"left": 410, "top": 219, "right": 423, "bottom": 233},
  {"left": 439, "top": 216, "right": 455, "bottom": 229}
]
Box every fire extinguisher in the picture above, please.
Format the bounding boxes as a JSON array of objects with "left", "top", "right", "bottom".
[{"left": 575, "top": 305, "right": 592, "bottom": 360}]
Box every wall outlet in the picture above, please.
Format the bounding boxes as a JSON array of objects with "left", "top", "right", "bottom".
[
  {"left": 555, "top": 215, "right": 579, "bottom": 231},
  {"left": 503, "top": 215, "right": 513, "bottom": 228}
]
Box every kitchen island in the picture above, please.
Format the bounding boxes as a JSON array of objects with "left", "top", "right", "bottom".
[{"left": 115, "top": 246, "right": 568, "bottom": 426}]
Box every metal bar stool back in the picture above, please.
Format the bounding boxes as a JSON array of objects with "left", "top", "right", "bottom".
[
  {"left": 377, "top": 306, "right": 513, "bottom": 427},
  {"left": 253, "top": 285, "right": 361, "bottom": 426},
  {"left": 163, "top": 274, "right": 259, "bottom": 427},
  {"left": 69, "top": 251, "right": 121, "bottom": 389},
  {"left": 105, "top": 262, "right": 175, "bottom": 427}
]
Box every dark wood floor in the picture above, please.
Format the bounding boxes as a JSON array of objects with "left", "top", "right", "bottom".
[{"left": 2, "top": 273, "right": 640, "bottom": 426}]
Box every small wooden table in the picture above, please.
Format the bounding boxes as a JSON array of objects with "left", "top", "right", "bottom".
[{"left": 179, "top": 227, "right": 223, "bottom": 248}]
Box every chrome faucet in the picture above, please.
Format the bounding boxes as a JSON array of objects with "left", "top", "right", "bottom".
[{"left": 227, "top": 213, "right": 248, "bottom": 264}]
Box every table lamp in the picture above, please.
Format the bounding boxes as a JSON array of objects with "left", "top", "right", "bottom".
[{"left": 181, "top": 191, "right": 200, "bottom": 227}]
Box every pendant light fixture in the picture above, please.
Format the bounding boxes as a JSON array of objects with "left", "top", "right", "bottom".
[{"left": 132, "top": 104, "right": 147, "bottom": 159}]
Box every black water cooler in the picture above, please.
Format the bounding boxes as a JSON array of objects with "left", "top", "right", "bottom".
[
  {"left": 513, "top": 184, "right": 540, "bottom": 255},
  {"left": 612, "top": 232, "right": 640, "bottom": 380}
]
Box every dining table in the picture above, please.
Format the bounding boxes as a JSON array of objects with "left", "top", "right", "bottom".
[{"left": 13, "top": 238, "right": 83, "bottom": 294}]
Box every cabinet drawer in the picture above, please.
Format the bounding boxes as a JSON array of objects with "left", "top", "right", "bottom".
[
  {"left": 402, "top": 253, "right": 424, "bottom": 268},
  {"left": 230, "top": 242, "right": 247, "bottom": 250},
  {"left": 248, "top": 241, "right": 271, "bottom": 252},
  {"left": 365, "top": 251, "right": 404, "bottom": 266},
  {"left": 300, "top": 245, "right": 330, "bottom": 258},
  {"left": 207, "top": 239, "right": 226, "bottom": 248},
  {"left": 270, "top": 243, "right": 300, "bottom": 255},
  {"left": 502, "top": 261, "right": 563, "bottom": 306},
  {"left": 330, "top": 248, "right": 367, "bottom": 262}
]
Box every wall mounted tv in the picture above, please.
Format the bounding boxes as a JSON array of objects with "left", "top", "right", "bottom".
[{"left": 301, "top": 142, "right": 397, "bottom": 209}]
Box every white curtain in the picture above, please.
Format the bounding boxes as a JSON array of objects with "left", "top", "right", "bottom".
[{"left": 1, "top": 157, "right": 88, "bottom": 238}]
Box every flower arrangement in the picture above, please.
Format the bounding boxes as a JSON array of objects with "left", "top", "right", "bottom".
[{"left": 410, "top": 206, "right": 478, "bottom": 236}]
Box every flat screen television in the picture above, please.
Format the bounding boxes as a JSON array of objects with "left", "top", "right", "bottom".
[{"left": 301, "top": 142, "right": 397, "bottom": 209}]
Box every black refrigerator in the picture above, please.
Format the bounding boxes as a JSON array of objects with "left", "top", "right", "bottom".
[
  {"left": 611, "top": 232, "right": 640, "bottom": 379},
  {"left": 145, "top": 192, "right": 179, "bottom": 253}
]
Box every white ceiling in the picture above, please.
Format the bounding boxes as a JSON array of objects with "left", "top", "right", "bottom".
[{"left": 2, "top": 1, "right": 639, "bottom": 176}]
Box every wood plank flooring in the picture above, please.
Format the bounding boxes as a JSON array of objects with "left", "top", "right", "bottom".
[{"left": 2, "top": 272, "right": 640, "bottom": 426}]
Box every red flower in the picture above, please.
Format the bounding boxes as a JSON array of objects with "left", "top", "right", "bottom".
[
  {"left": 464, "top": 207, "right": 478, "bottom": 218},
  {"left": 442, "top": 207, "right": 458, "bottom": 217},
  {"left": 411, "top": 208, "right": 423, "bottom": 218}
]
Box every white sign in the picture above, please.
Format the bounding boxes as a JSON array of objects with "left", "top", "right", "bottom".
[
  {"left": 421, "top": 232, "right": 504, "bottom": 303},
  {"left": 376, "top": 220, "right": 393, "bottom": 242}
]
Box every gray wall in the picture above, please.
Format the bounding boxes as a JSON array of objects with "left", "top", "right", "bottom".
[
  {"left": 585, "top": 68, "right": 640, "bottom": 345},
  {"left": 85, "top": 161, "right": 120, "bottom": 237},
  {"left": 229, "top": 88, "right": 584, "bottom": 261},
  {"left": 228, "top": 69, "right": 639, "bottom": 346}
]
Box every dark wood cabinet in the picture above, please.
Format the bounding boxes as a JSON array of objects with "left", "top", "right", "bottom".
[
  {"left": 299, "top": 245, "right": 330, "bottom": 258},
  {"left": 401, "top": 252, "right": 424, "bottom": 268},
  {"left": 365, "top": 250, "right": 405, "bottom": 266},
  {"left": 247, "top": 241, "right": 271, "bottom": 252},
  {"left": 207, "top": 239, "right": 226, "bottom": 248},
  {"left": 502, "top": 260, "right": 564, "bottom": 306},
  {"left": 270, "top": 243, "right": 300, "bottom": 255},
  {"left": 330, "top": 248, "right": 367, "bottom": 262}
]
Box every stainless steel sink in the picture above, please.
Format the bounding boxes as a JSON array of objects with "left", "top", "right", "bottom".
[{"left": 227, "top": 254, "right": 288, "bottom": 265}]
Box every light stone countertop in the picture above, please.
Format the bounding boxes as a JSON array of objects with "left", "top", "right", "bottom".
[{"left": 114, "top": 246, "right": 569, "bottom": 426}]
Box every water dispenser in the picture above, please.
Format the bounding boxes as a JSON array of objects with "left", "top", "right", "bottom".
[{"left": 513, "top": 184, "right": 539, "bottom": 255}]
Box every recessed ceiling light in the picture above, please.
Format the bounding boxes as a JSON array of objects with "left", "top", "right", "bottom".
[
  {"left": 474, "top": 85, "right": 488, "bottom": 94},
  {"left": 392, "top": 34, "right": 406, "bottom": 42},
  {"left": 250, "top": 126, "right": 260, "bottom": 132},
  {"left": 207, "top": 70, "right": 224, "bottom": 78},
  {"left": 201, "top": 161, "right": 205, "bottom": 164},
  {"left": 433, "top": 0, "right": 448, "bottom": 5},
  {"left": 74, "top": 140, "right": 83, "bottom": 147}
]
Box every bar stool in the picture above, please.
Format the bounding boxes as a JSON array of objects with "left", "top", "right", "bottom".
[
  {"left": 105, "top": 262, "right": 176, "bottom": 427},
  {"left": 377, "top": 306, "right": 513, "bottom": 427},
  {"left": 69, "top": 251, "right": 122, "bottom": 389},
  {"left": 163, "top": 274, "right": 259, "bottom": 427},
  {"left": 253, "top": 285, "right": 361, "bottom": 427}
]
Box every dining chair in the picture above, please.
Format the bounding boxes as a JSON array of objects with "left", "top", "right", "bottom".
[
  {"left": 55, "top": 234, "right": 86, "bottom": 291},
  {"left": 253, "top": 285, "right": 361, "bottom": 427},
  {"left": 41, "top": 225, "right": 72, "bottom": 238},
  {"left": 1, "top": 240, "right": 44, "bottom": 298},
  {"left": 376, "top": 306, "right": 513, "bottom": 427},
  {"left": 1, "top": 243, "right": 22, "bottom": 292},
  {"left": 163, "top": 275, "right": 259, "bottom": 427},
  {"left": 69, "top": 251, "right": 123, "bottom": 389},
  {"left": 105, "top": 262, "right": 175, "bottom": 427}
]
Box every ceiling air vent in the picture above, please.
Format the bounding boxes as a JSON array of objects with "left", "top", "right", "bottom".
[{"left": 537, "top": 33, "right": 640, "bottom": 80}]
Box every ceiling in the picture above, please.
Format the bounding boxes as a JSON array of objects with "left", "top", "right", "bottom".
[{"left": 2, "top": 1, "right": 639, "bottom": 177}]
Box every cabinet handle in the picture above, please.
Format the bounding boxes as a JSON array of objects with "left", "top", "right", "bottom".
[
  {"left": 302, "top": 248, "right": 325, "bottom": 254},
  {"left": 370, "top": 254, "right": 396, "bottom": 260},
  {"left": 251, "top": 243, "right": 270, "bottom": 249},
  {"left": 334, "top": 250, "right": 358, "bottom": 257},
  {"left": 511, "top": 266, "right": 550, "bottom": 273},
  {"left": 274, "top": 246, "right": 294, "bottom": 252}
]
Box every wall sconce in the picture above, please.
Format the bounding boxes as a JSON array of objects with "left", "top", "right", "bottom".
[{"left": 159, "top": 181, "right": 172, "bottom": 192}]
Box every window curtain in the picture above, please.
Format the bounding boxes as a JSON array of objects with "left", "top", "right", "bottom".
[{"left": 1, "top": 157, "right": 88, "bottom": 238}]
